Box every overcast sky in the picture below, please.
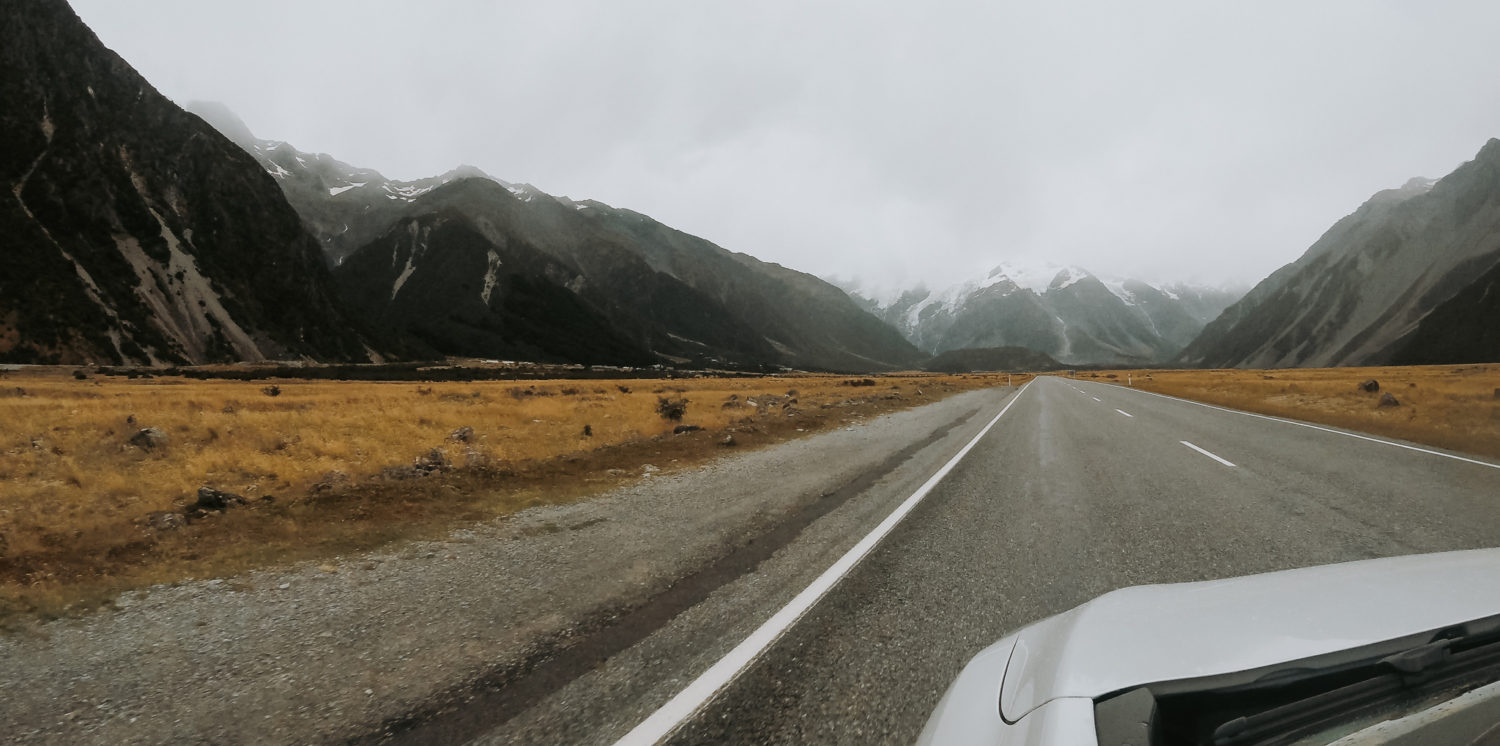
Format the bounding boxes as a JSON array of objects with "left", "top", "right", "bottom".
[{"left": 70, "top": 1, "right": 1500, "bottom": 293}]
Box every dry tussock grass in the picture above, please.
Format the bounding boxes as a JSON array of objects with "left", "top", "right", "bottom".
[
  {"left": 1070, "top": 365, "right": 1500, "bottom": 459},
  {"left": 0, "top": 370, "right": 1017, "bottom": 618}
]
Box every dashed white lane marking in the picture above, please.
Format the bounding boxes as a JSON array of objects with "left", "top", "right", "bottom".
[
  {"left": 1091, "top": 397, "right": 1101, "bottom": 402},
  {"left": 1123, "top": 386, "right": 1500, "bottom": 471},
  {"left": 612, "top": 382, "right": 1035, "bottom": 746},
  {"left": 1116, "top": 409, "right": 1133, "bottom": 418},
  {"left": 1181, "top": 440, "right": 1236, "bottom": 467}
]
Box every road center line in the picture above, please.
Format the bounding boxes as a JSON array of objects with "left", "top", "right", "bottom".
[
  {"left": 1115, "top": 409, "right": 1133, "bottom": 418},
  {"left": 1121, "top": 386, "right": 1500, "bottom": 471},
  {"left": 1091, "top": 396, "right": 1101, "bottom": 402},
  {"left": 1181, "top": 440, "right": 1236, "bottom": 467},
  {"left": 612, "top": 382, "right": 1034, "bottom": 746}
]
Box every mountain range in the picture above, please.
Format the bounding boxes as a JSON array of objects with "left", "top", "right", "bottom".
[
  {"left": 187, "top": 104, "right": 923, "bottom": 371},
  {"left": 840, "top": 266, "right": 1244, "bottom": 366},
  {"left": 8, "top": 0, "right": 1499, "bottom": 372}
]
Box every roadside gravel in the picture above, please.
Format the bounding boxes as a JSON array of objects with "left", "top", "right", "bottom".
[{"left": 0, "top": 387, "right": 1010, "bottom": 745}]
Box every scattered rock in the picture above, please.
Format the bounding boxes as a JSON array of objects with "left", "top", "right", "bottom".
[
  {"left": 125, "top": 413, "right": 136, "bottom": 426},
  {"left": 720, "top": 434, "right": 737, "bottom": 447},
  {"left": 447, "top": 426, "right": 474, "bottom": 443},
  {"left": 582, "top": 424, "right": 593, "bottom": 437},
  {"left": 839, "top": 378, "right": 877, "bottom": 387},
  {"left": 1378, "top": 392, "right": 1400, "bottom": 408},
  {"left": 616, "top": 385, "right": 632, "bottom": 394},
  {"left": 311, "top": 471, "right": 351, "bottom": 493},
  {"left": 318, "top": 564, "right": 338, "bottom": 573},
  {"left": 641, "top": 464, "right": 659, "bottom": 476},
  {"left": 606, "top": 468, "right": 628, "bottom": 477},
  {"left": 128, "top": 427, "right": 168, "bottom": 451},
  {"left": 673, "top": 424, "right": 702, "bottom": 434},
  {"left": 412, "top": 448, "right": 450, "bottom": 475},
  {"left": 142, "top": 511, "right": 186, "bottom": 532},
  {"left": 261, "top": 384, "right": 281, "bottom": 397},
  {"left": 194, "top": 487, "right": 247, "bottom": 512},
  {"left": 72, "top": 369, "right": 88, "bottom": 380},
  {"left": 1358, "top": 379, "right": 1380, "bottom": 393},
  {"left": 463, "top": 447, "right": 489, "bottom": 469}
]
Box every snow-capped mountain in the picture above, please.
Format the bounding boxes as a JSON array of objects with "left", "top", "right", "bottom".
[{"left": 842, "top": 264, "right": 1244, "bottom": 366}]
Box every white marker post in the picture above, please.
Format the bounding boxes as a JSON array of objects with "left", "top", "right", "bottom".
[{"left": 1128, "top": 373, "right": 1132, "bottom": 387}]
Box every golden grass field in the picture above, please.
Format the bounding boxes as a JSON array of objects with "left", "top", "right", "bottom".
[
  {"left": 1066, "top": 364, "right": 1500, "bottom": 460},
  {"left": 0, "top": 369, "right": 1018, "bottom": 619}
]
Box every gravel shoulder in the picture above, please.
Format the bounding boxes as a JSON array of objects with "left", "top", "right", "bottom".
[{"left": 0, "top": 387, "right": 1014, "bottom": 745}]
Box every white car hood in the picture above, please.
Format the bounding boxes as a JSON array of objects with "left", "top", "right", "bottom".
[{"left": 1001, "top": 548, "right": 1500, "bottom": 721}]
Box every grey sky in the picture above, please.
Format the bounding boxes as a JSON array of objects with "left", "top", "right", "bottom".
[{"left": 69, "top": 1, "right": 1500, "bottom": 293}]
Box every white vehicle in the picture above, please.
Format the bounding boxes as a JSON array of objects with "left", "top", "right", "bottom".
[{"left": 919, "top": 549, "right": 1500, "bottom": 745}]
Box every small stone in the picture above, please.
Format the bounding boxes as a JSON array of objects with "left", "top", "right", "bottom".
[
  {"left": 673, "top": 424, "right": 702, "bottom": 434},
  {"left": 1358, "top": 379, "right": 1380, "bottom": 393},
  {"left": 1378, "top": 392, "right": 1400, "bottom": 408},
  {"left": 447, "top": 426, "right": 474, "bottom": 443},
  {"left": 719, "top": 434, "right": 737, "bottom": 447},
  {"left": 194, "top": 486, "right": 247, "bottom": 511},
  {"left": 128, "top": 427, "right": 168, "bottom": 450},
  {"left": 318, "top": 564, "right": 338, "bottom": 573},
  {"left": 278, "top": 583, "right": 290, "bottom": 590},
  {"left": 143, "top": 511, "right": 186, "bottom": 531},
  {"left": 311, "top": 470, "right": 350, "bottom": 493}
]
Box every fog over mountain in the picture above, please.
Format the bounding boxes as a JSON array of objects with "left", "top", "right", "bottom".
[{"left": 67, "top": 2, "right": 1500, "bottom": 292}]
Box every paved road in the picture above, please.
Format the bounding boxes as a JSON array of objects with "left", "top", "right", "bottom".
[{"left": 488, "top": 375, "right": 1500, "bottom": 744}]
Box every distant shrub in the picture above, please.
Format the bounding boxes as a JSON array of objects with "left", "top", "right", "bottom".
[
  {"left": 261, "top": 385, "right": 281, "bottom": 397},
  {"left": 656, "top": 396, "right": 688, "bottom": 421}
]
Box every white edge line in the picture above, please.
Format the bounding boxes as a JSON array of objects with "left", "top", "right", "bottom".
[
  {"left": 1181, "top": 440, "right": 1236, "bottom": 467},
  {"left": 612, "top": 381, "right": 1033, "bottom": 746},
  {"left": 1120, "top": 384, "right": 1500, "bottom": 471},
  {"left": 1115, "top": 409, "right": 1133, "bottom": 418}
]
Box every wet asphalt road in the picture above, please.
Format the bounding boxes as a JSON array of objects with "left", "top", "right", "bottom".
[{"left": 643, "top": 375, "right": 1500, "bottom": 745}]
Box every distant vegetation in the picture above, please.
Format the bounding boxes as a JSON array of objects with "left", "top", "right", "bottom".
[{"left": 923, "top": 346, "right": 1064, "bottom": 373}]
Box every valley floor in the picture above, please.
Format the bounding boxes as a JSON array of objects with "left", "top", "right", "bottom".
[
  {"left": 0, "top": 368, "right": 1010, "bottom": 619},
  {"left": 0, "top": 386, "right": 1012, "bottom": 744},
  {"left": 1076, "top": 364, "right": 1500, "bottom": 461}
]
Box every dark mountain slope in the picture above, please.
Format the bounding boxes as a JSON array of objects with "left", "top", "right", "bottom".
[
  {"left": 1, "top": 1, "right": 367, "bottom": 364},
  {"left": 333, "top": 208, "right": 654, "bottom": 365},
  {"left": 1392, "top": 259, "right": 1500, "bottom": 364},
  {"left": 1178, "top": 139, "right": 1500, "bottom": 369}
]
